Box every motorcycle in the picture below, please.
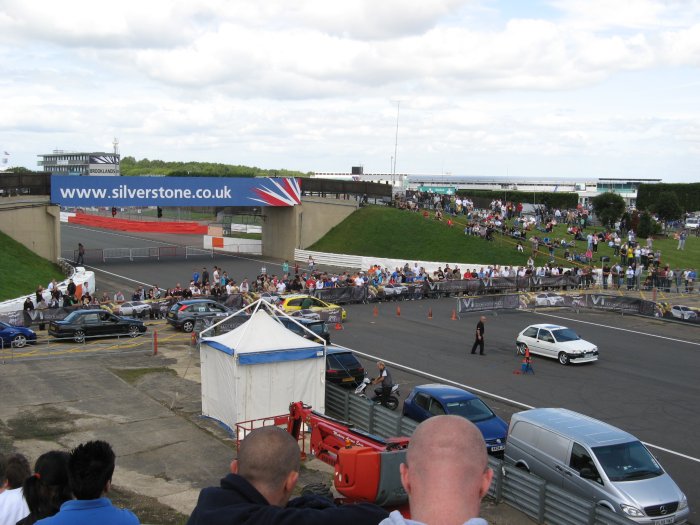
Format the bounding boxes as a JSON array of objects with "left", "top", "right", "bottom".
[{"left": 354, "top": 377, "right": 401, "bottom": 411}]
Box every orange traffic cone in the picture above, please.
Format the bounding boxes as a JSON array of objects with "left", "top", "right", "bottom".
[
  {"left": 373, "top": 306, "right": 379, "bottom": 317},
  {"left": 334, "top": 322, "right": 344, "bottom": 331},
  {"left": 427, "top": 308, "right": 433, "bottom": 320},
  {"left": 450, "top": 309, "right": 457, "bottom": 320},
  {"left": 396, "top": 306, "right": 401, "bottom": 317}
]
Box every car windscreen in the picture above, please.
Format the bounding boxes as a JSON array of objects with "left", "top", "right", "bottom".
[
  {"left": 592, "top": 441, "right": 664, "bottom": 482},
  {"left": 551, "top": 328, "right": 580, "bottom": 342},
  {"left": 444, "top": 398, "right": 495, "bottom": 423}
]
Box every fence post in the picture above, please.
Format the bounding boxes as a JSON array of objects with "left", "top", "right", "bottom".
[
  {"left": 153, "top": 330, "right": 158, "bottom": 356},
  {"left": 537, "top": 482, "right": 546, "bottom": 524}
]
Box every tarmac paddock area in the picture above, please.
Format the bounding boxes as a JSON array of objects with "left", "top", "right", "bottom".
[{"left": 0, "top": 338, "right": 530, "bottom": 524}]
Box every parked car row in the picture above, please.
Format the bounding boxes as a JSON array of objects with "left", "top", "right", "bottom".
[{"left": 165, "top": 296, "right": 346, "bottom": 333}]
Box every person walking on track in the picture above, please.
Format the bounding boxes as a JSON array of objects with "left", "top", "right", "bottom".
[{"left": 470, "top": 316, "right": 486, "bottom": 355}]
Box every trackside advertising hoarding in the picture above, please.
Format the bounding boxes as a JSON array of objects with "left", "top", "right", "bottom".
[{"left": 51, "top": 175, "right": 301, "bottom": 207}]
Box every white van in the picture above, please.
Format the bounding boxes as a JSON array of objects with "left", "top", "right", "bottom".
[
  {"left": 504, "top": 408, "right": 689, "bottom": 524},
  {"left": 684, "top": 217, "right": 699, "bottom": 230}
]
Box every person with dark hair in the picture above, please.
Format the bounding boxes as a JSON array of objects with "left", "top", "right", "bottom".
[
  {"left": 36, "top": 441, "right": 138, "bottom": 525},
  {"left": 18, "top": 451, "right": 71, "bottom": 525},
  {"left": 187, "top": 426, "right": 388, "bottom": 525},
  {"left": 0, "top": 453, "right": 31, "bottom": 525},
  {"left": 470, "top": 316, "right": 486, "bottom": 356}
]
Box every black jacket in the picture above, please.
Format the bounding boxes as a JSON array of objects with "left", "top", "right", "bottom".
[{"left": 187, "top": 473, "right": 388, "bottom": 525}]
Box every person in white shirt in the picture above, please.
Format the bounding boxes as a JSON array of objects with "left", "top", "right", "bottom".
[
  {"left": 276, "top": 281, "right": 286, "bottom": 294},
  {"left": 239, "top": 279, "right": 250, "bottom": 294},
  {"left": 0, "top": 453, "right": 31, "bottom": 525}
]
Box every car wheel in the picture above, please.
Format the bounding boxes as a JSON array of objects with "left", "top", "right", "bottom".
[
  {"left": 516, "top": 342, "right": 527, "bottom": 356},
  {"left": 128, "top": 325, "right": 140, "bottom": 337},
  {"left": 74, "top": 330, "right": 85, "bottom": 343},
  {"left": 558, "top": 352, "right": 570, "bottom": 365},
  {"left": 11, "top": 334, "right": 27, "bottom": 348},
  {"left": 182, "top": 320, "right": 194, "bottom": 333}
]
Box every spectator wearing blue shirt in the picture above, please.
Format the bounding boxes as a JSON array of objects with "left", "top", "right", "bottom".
[{"left": 36, "top": 441, "right": 138, "bottom": 525}]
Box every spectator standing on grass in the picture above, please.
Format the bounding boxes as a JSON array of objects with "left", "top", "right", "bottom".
[
  {"left": 18, "top": 451, "right": 71, "bottom": 525},
  {"left": 677, "top": 230, "right": 687, "bottom": 250},
  {"left": 187, "top": 426, "right": 388, "bottom": 525},
  {"left": 380, "top": 415, "right": 492, "bottom": 525},
  {"left": 0, "top": 453, "right": 31, "bottom": 525},
  {"left": 36, "top": 441, "right": 138, "bottom": 525}
]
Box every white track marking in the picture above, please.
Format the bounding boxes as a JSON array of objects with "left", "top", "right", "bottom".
[
  {"left": 63, "top": 225, "right": 286, "bottom": 268},
  {"left": 336, "top": 345, "right": 700, "bottom": 465},
  {"left": 527, "top": 311, "right": 700, "bottom": 346}
]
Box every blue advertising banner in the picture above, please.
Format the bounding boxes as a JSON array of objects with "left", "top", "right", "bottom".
[{"left": 51, "top": 175, "right": 301, "bottom": 207}]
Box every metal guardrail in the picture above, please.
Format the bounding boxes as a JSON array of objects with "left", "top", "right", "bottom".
[
  {"left": 324, "top": 383, "right": 635, "bottom": 525},
  {"left": 0, "top": 330, "right": 152, "bottom": 363},
  {"left": 60, "top": 244, "right": 264, "bottom": 263}
]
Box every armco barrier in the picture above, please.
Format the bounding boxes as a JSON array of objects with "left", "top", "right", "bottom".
[
  {"left": 324, "top": 383, "right": 635, "bottom": 525},
  {"left": 67, "top": 213, "right": 208, "bottom": 234}
]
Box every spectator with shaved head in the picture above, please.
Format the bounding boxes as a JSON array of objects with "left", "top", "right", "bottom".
[
  {"left": 381, "top": 415, "right": 493, "bottom": 525},
  {"left": 187, "top": 425, "right": 388, "bottom": 525}
]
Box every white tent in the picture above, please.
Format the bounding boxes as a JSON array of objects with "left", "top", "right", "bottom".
[{"left": 200, "top": 309, "right": 326, "bottom": 432}]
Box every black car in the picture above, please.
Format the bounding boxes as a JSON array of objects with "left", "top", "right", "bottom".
[
  {"left": 166, "top": 299, "right": 231, "bottom": 332},
  {"left": 278, "top": 317, "right": 331, "bottom": 344},
  {"left": 326, "top": 348, "right": 365, "bottom": 387},
  {"left": 48, "top": 309, "right": 147, "bottom": 343}
]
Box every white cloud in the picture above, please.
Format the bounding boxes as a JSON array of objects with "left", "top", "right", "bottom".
[{"left": 1, "top": 0, "right": 700, "bottom": 181}]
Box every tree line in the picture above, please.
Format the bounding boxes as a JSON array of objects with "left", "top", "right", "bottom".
[{"left": 119, "top": 157, "right": 311, "bottom": 178}]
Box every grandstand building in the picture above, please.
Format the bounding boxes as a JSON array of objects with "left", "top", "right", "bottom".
[
  {"left": 312, "top": 171, "right": 660, "bottom": 207},
  {"left": 38, "top": 150, "right": 120, "bottom": 176}
]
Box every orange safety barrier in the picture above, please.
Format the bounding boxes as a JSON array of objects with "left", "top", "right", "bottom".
[{"left": 68, "top": 213, "right": 208, "bottom": 234}]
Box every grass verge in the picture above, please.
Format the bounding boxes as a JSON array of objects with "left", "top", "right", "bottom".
[
  {"left": 309, "top": 206, "right": 699, "bottom": 270},
  {"left": 0, "top": 231, "right": 66, "bottom": 301}
]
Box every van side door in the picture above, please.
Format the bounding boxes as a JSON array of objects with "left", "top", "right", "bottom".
[{"left": 561, "top": 442, "right": 610, "bottom": 504}]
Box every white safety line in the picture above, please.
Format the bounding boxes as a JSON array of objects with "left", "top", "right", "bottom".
[
  {"left": 63, "top": 224, "right": 286, "bottom": 268},
  {"left": 529, "top": 311, "right": 700, "bottom": 346},
  {"left": 335, "top": 345, "right": 700, "bottom": 465}
]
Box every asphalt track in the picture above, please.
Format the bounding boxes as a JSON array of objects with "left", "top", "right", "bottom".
[{"left": 61, "top": 224, "right": 700, "bottom": 523}]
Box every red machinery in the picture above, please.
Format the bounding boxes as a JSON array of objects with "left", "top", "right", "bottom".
[{"left": 287, "top": 401, "right": 409, "bottom": 507}]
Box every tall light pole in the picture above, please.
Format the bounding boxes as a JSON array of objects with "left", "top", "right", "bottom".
[{"left": 392, "top": 101, "right": 400, "bottom": 188}]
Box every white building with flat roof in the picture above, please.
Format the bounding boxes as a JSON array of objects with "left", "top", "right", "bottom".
[{"left": 312, "top": 171, "right": 661, "bottom": 207}]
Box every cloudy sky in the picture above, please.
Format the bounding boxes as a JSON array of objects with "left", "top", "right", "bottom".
[{"left": 2, "top": 0, "right": 700, "bottom": 181}]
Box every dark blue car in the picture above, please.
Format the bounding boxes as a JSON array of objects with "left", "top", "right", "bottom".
[
  {"left": 403, "top": 384, "right": 508, "bottom": 456},
  {"left": 0, "top": 321, "right": 37, "bottom": 348}
]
